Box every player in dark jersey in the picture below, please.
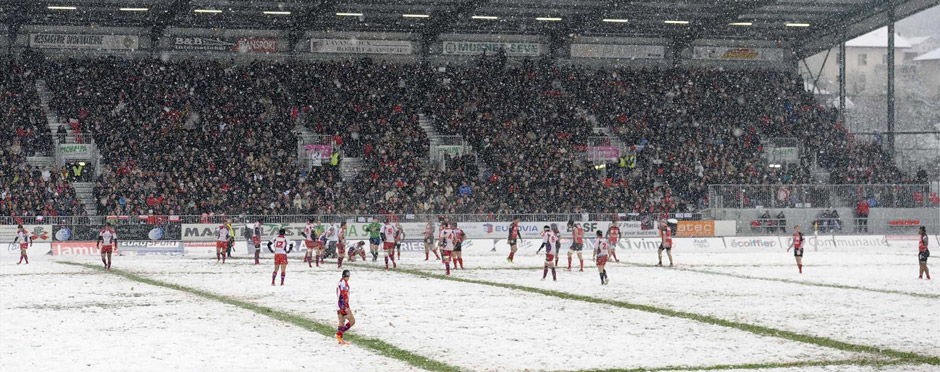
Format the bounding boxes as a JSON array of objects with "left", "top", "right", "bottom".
[
  {"left": 507, "top": 218, "right": 521, "bottom": 263},
  {"left": 918, "top": 226, "right": 930, "bottom": 280},
  {"left": 657, "top": 219, "right": 674, "bottom": 267},
  {"left": 452, "top": 222, "right": 465, "bottom": 269},
  {"left": 786, "top": 225, "right": 805, "bottom": 274},
  {"left": 606, "top": 220, "right": 621, "bottom": 262},
  {"left": 336, "top": 269, "right": 355, "bottom": 345},
  {"left": 251, "top": 220, "right": 263, "bottom": 265},
  {"left": 567, "top": 221, "right": 585, "bottom": 271},
  {"left": 552, "top": 224, "right": 562, "bottom": 267},
  {"left": 424, "top": 219, "right": 440, "bottom": 261}
]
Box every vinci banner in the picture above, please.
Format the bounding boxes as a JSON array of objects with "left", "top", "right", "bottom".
[
  {"left": 30, "top": 33, "right": 139, "bottom": 50},
  {"left": 570, "top": 44, "right": 665, "bottom": 59},
  {"left": 442, "top": 41, "right": 543, "bottom": 56},
  {"left": 692, "top": 46, "right": 784, "bottom": 61},
  {"left": 310, "top": 39, "right": 413, "bottom": 55}
]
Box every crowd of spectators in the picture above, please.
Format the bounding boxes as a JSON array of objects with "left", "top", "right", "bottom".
[
  {"left": 2, "top": 60, "right": 53, "bottom": 157},
  {"left": 0, "top": 150, "right": 86, "bottom": 217},
  {"left": 30, "top": 54, "right": 914, "bottom": 217}
]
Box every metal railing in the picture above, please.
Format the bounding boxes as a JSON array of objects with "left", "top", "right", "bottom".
[
  {"left": 708, "top": 184, "right": 933, "bottom": 209},
  {"left": 56, "top": 132, "right": 96, "bottom": 145},
  {"left": 0, "top": 212, "right": 703, "bottom": 227}
]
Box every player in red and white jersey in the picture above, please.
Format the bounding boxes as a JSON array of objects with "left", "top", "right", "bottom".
[
  {"left": 424, "top": 219, "right": 439, "bottom": 261},
  {"left": 918, "top": 226, "right": 930, "bottom": 280},
  {"left": 267, "top": 229, "right": 294, "bottom": 285},
  {"left": 216, "top": 220, "right": 231, "bottom": 264},
  {"left": 336, "top": 270, "right": 355, "bottom": 345},
  {"left": 381, "top": 219, "right": 398, "bottom": 269},
  {"left": 606, "top": 220, "right": 621, "bottom": 262},
  {"left": 347, "top": 241, "right": 367, "bottom": 262},
  {"left": 593, "top": 230, "right": 610, "bottom": 285},
  {"left": 438, "top": 222, "right": 455, "bottom": 275},
  {"left": 250, "top": 220, "right": 263, "bottom": 265},
  {"left": 96, "top": 222, "right": 118, "bottom": 271},
  {"left": 507, "top": 218, "right": 521, "bottom": 263},
  {"left": 12, "top": 225, "right": 32, "bottom": 265},
  {"left": 541, "top": 225, "right": 558, "bottom": 281},
  {"left": 301, "top": 219, "right": 319, "bottom": 268},
  {"left": 336, "top": 222, "right": 347, "bottom": 268},
  {"left": 657, "top": 220, "right": 674, "bottom": 267},
  {"left": 452, "top": 222, "right": 466, "bottom": 269},
  {"left": 567, "top": 221, "right": 585, "bottom": 271},
  {"left": 786, "top": 225, "right": 805, "bottom": 274},
  {"left": 394, "top": 222, "right": 404, "bottom": 261}
]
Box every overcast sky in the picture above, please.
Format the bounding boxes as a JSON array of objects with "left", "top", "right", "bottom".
[{"left": 896, "top": 4, "right": 940, "bottom": 38}]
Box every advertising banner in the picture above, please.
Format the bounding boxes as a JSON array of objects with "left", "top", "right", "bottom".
[
  {"left": 586, "top": 146, "right": 619, "bottom": 161},
  {"left": 671, "top": 237, "right": 726, "bottom": 251},
  {"left": 30, "top": 33, "right": 140, "bottom": 50},
  {"left": 58, "top": 144, "right": 91, "bottom": 157},
  {"left": 442, "top": 41, "right": 543, "bottom": 56},
  {"left": 173, "top": 36, "right": 277, "bottom": 53},
  {"left": 117, "top": 241, "right": 184, "bottom": 256},
  {"left": 0, "top": 224, "right": 53, "bottom": 243},
  {"left": 3, "top": 242, "right": 51, "bottom": 257},
  {"left": 831, "top": 235, "right": 889, "bottom": 250},
  {"left": 723, "top": 236, "right": 782, "bottom": 250},
  {"left": 692, "top": 46, "right": 784, "bottom": 61},
  {"left": 183, "top": 222, "right": 429, "bottom": 242},
  {"left": 52, "top": 241, "right": 102, "bottom": 256},
  {"left": 310, "top": 39, "right": 413, "bottom": 55},
  {"left": 54, "top": 224, "right": 179, "bottom": 241},
  {"left": 675, "top": 220, "right": 715, "bottom": 237},
  {"left": 303, "top": 145, "right": 333, "bottom": 161},
  {"left": 570, "top": 44, "right": 665, "bottom": 59},
  {"left": 767, "top": 147, "right": 799, "bottom": 163}
]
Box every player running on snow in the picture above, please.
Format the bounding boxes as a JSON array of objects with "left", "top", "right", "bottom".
[
  {"left": 336, "top": 269, "right": 355, "bottom": 345},
  {"left": 267, "top": 229, "right": 294, "bottom": 286},
  {"left": 918, "top": 226, "right": 930, "bottom": 280},
  {"left": 541, "top": 225, "right": 559, "bottom": 281},
  {"left": 381, "top": 219, "right": 397, "bottom": 269},
  {"left": 567, "top": 221, "right": 584, "bottom": 271},
  {"left": 96, "top": 222, "right": 117, "bottom": 271},
  {"left": 593, "top": 230, "right": 610, "bottom": 285},
  {"left": 507, "top": 218, "right": 521, "bottom": 263},
  {"left": 606, "top": 220, "right": 621, "bottom": 262},
  {"left": 787, "top": 225, "right": 805, "bottom": 274},
  {"left": 424, "top": 218, "right": 439, "bottom": 261},
  {"left": 12, "top": 225, "right": 32, "bottom": 265}
]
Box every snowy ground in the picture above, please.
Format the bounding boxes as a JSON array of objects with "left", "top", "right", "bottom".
[{"left": 1, "top": 245, "right": 936, "bottom": 372}]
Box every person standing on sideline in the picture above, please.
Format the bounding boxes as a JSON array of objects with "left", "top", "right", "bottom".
[
  {"left": 787, "top": 225, "right": 805, "bottom": 274},
  {"left": 918, "top": 226, "right": 930, "bottom": 280},
  {"left": 855, "top": 199, "right": 870, "bottom": 233}
]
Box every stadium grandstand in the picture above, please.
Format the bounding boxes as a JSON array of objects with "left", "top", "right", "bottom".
[{"left": 2, "top": 0, "right": 940, "bottom": 371}]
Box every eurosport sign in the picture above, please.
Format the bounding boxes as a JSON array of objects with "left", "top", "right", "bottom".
[
  {"left": 691, "top": 46, "right": 784, "bottom": 61},
  {"left": 118, "top": 241, "right": 184, "bottom": 256},
  {"left": 30, "top": 33, "right": 140, "bottom": 50},
  {"left": 310, "top": 39, "right": 413, "bottom": 55}
]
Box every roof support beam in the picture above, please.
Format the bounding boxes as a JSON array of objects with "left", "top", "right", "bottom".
[
  {"left": 288, "top": 0, "right": 335, "bottom": 48},
  {"left": 149, "top": 0, "right": 190, "bottom": 46},
  {"left": 420, "top": 0, "right": 489, "bottom": 56}
]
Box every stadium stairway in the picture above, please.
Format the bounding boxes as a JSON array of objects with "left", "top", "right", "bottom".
[
  {"left": 34, "top": 79, "right": 70, "bottom": 140},
  {"left": 72, "top": 182, "right": 98, "bottom": 216},
  {"left": 340, "top": 158, "right": 364, "bottom": 183}
]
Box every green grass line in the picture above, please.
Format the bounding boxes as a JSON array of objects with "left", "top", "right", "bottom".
[
  {"left": 620, "top": 261, "right": 940, "bottom": 299},
  {"left": 60, "top": 261, "right": 461, "bottom": 372},
  {"left": 373, "top": 265, "right": 939, "bottom": 366},
  {"left": 559, "top": 357, "right": 909, "bottom": 372}
]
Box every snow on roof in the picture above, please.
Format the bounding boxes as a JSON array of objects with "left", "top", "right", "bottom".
[
  {"left": 906, "top": 36, "right": 932, "bottom": 46},
  {"left": 914, "top": 48, "right": 940, "bottom": 61},
  {"left": 845, "top": 27, "right": 912, "bottom": 48}
]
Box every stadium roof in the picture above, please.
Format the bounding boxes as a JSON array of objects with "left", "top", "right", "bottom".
[
  {"left": 913, "top": 47, "right": 940, "bottom": 60},
  {"left": 2, "top": 0, "right": 938, "bottom": 54},
  {"left": 844, "top": 26, "right": 912, "bottom": 47}
]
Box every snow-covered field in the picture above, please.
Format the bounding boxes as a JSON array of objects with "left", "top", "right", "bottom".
[{"left": 1, "top": 244, "right": 936, "bottom": 372}]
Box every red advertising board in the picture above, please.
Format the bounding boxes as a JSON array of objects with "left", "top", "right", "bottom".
[
  {"left": 236, "top": 37, "right": 277, "bottom": 53},
  {"left": 52, "top": 241, "right": 102, "bottom": 256}
]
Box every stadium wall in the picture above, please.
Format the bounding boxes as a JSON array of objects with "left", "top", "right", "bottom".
[{"left": 711, "top": 207, "right": 940, "bottom": 235}]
